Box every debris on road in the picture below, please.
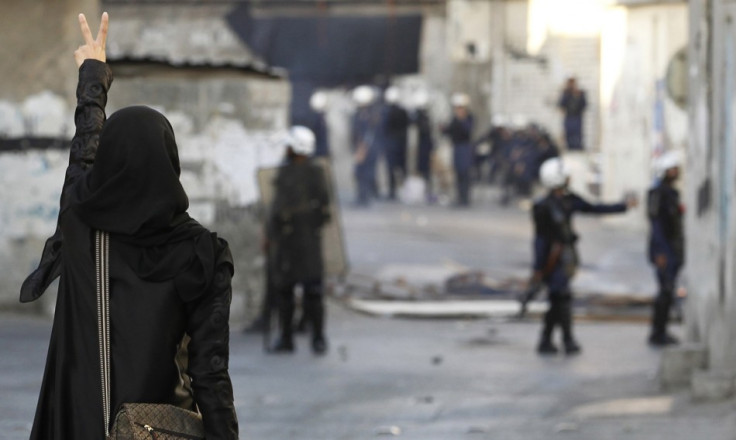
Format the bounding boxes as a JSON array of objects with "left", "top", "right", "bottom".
[{"left": 375, "top": 425, "right": 402, "bottom": 436}]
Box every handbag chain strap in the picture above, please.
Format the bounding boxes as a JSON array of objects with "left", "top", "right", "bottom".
[{"left": 96, "top": 230, "right": 111, "bottom": 437}]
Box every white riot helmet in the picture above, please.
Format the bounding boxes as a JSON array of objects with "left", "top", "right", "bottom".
[
  {"left": 539, "top": 157, "right": 571, "bottom": 189},
  {"left": 451, "top": 92, "right": 470, "bottom": 107},
  {"left": 352, "top": 85, "right": 375, "bottom": 106},
  {"left": 310, "top": 91, "right": 328, "bottom": 112},
  {"left": 655, "top": 150, "right": 682, "bottom": 177},
  {"left": 492, "top": 114, "right": 508, "bottom": 127},
  {"left": 286, "top": 125, "right": 316, "bottom": 157},
  {"left": 385, "top": 86, "right": 400, "bottom": 104},
  {"left": 413, "top": 89, "right": 430, "bottom": 108},
  {"left": 511, "top": 114, "right": 529, "bottom": 129}
]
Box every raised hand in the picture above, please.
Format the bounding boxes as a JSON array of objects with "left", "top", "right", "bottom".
[{"left": 74, "top": 12, "right": 108, "bottom": 68}]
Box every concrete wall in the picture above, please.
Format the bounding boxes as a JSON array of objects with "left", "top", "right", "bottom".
[
  {"left": 108, "top": 68, "right": 288, "bottom": 132},
  {"left": 0, "top": 1, "right": 290, "bottom": 319},
  {"left": 0, "top": 0, "right": 95, "bottom": 312},
  {"left": 447, "top": 0, "right": 494, "bottom": 134},
  {"left": 0, "top": 105, "right": 290, "bottom": 317},
  {"left": 599, "top": 3, "right": 688, "bottom": 225},
  {"left": 686, "top": 0, "right": 736, "bottom": 374},
  {"left": 104, "top": 4, "right": 264, "bottom": 67},
  {"left": 0, "top": 0, "right": 98, "bottom": 104},
  {"left": 445, "top": 0, "right": 599, "bottom": 143},
  {"left": 491, "top": 0, "right": 603, "bottom": 151},
  {"left": 493, "top": 35, "right": 601, "bottom": 138}
]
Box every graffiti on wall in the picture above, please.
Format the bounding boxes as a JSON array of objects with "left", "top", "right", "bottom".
[{"left": 0, "top": 94, "right": 288, "bottom": 241}]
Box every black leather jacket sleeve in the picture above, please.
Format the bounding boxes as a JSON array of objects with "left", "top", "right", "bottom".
[
  {"left": 20, "top": 59, "right": 112, "bottom": 303},
  {"left": 185, "top": 238, "right": 239, "bottom": 440}
]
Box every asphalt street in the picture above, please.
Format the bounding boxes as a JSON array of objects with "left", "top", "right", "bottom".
[
  {"left": 3, "top": 306, "right": 736, "bottom": 440},
  {"left": 340, "top": 195, "right": 656, "bottom": 300},
  {"left": 2, "top": 195, "right": 732, "bottom": 439}
]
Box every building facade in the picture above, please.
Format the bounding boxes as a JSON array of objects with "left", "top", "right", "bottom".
[
  {"left": 599, "top": 1, "right": 688, "bottom": 225},
  {"left": 0, "top": 0, "right": 290, "bottom": 316},
  {"left": 683, "top": 0, "right": 736, "bottom": 383}
]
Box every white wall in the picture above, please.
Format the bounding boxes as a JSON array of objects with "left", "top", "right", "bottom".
[
  {"left": 491, "top": 0, "right": 604, "bottom": 151},
  {"left": 599, "top": 4, "right": 688, "bottom": 226},
  {"left": 0, "top": 95, "right": 289, "bottom": 310},
  {"left": 686, "top": 0, "right": 736, "bottom": 372}
]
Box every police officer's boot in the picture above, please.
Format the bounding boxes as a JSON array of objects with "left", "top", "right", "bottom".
[
  {"left": 272, "top": 301, "right": 295, "bottom": 353},
  {"left": 305, "top": 290, "right": 328, "bottom": 355},
  {"left": 649, "top": 291, "right": 678, "bottom": 346},
  {"left": 537, "top": 307, "right": 559, "bottom": 355},
  {"left": 559, "top": 301, "right": 581, "bottom": 355}
]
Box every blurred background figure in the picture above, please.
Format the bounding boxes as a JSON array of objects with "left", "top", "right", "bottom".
[
  {"left": 351, "top": 85, "right": 379, "bottom": 206},
  {"left": 381, "top": 86, "right": 410, "bottom": 201},
  {"left": 505, "top": 119, "right": 537, "bottom": 201},
  {"left": 267, "top": 126, "right": 331, "bottom": 355},
  {"left": 523, "top": 123, "right": 560, "bottom": 196},
  {"left": 531, "top": 157, "right": 635, "bottom": 356},
  {"left": 473, "top": 115, "right": 512, "bottom": 188},
  {"left": 489, "top": 115, "right": 560, "bottom": 207},
  {"left": 443, "top": 92, "right": 474, "bottom": 207},
  {"left": 472, "top": 114, "right": 506, "bottom": 186},
  {"left": 647, "top": 151, "right": 684, "bottom": 347},
  {"left": 412, "top": 89, "right": 436, "bottom": 203},
  {"left": 309, "top": 91, "right": 331, "bottom": 158},
  {"left": 557, "top": 77, "right": 587, "bottom": 151},
  {"left": 529, "top": 124, "right": 560, "bottom": 171}
]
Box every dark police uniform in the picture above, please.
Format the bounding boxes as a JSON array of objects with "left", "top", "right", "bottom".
[
  {"left": 268, "top": 159, "right": 331, "bottom": 352},
  {"left": 382, "top": 102, "right": 410, "bottom": 199},
  {"left": 647, "top": 180, "right": 684, "bottom": 345},
  {"left": 414, "top": 108, "right": 435, "bottom": 196},
  {"left": 533, "top": 191, "right": 627, "bottom": 354},
  {"left": 312, "top": 112, "right": 330, "bottom": 158},
  {"left": 443, "top": 113, "right": 475, "bottom": 206},
  {"left": 558, "top": 89, "right": 587, "bottom": 151},
  {"left": 351, "top": 106, "right": 380, "bottom": 205}
]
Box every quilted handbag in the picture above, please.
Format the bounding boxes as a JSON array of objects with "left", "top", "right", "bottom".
[
  {"left": 109, "top": 403, "right": 204, "bottom": 439},
  {"left": 95, "top": 231, "right": 206, "bottom": 440}
]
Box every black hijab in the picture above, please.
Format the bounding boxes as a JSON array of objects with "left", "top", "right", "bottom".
[{"left": 70, "top": 106, "right": 215, "bottom": 301}]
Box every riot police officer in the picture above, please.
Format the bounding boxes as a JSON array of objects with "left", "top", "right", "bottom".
[
  {"left": 647, "top": 151, "right": 684, "bottom": 346},
  {"left": 413, "top": 90, "right": 435, "bottom": 202},
  {"left": 443, "top": 93, "right": 474, "bottom": 207},
  {"left": 558, "top": 77, "right": 587, "bottom": 151},
  {"left": 532, "top": 158, "right": 635, "bottom": 355},
  {"left": 267, "top": 126, "right": 331, "bottom": 354},
  {"left": 351, "top": 85, "right": 380, "bottom": 206},
  {"left": 309, "top": 91, "right": 331, "bottom": 158},
  {"left": 382, "top": 86, "right": 410, "bottom": 200}
]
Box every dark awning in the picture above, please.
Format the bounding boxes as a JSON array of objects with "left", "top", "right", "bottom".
[{"left": 226, "top": 5, "right": 423, "bottom": 86}]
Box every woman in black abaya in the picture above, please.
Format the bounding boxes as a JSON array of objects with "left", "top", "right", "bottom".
[{"left": 21, "top": 13, "right": 239, "bottom": 440}]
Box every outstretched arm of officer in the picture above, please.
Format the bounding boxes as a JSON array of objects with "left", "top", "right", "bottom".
[{"left": 573, "top": 193, "right": 628, "bottom": 214}]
